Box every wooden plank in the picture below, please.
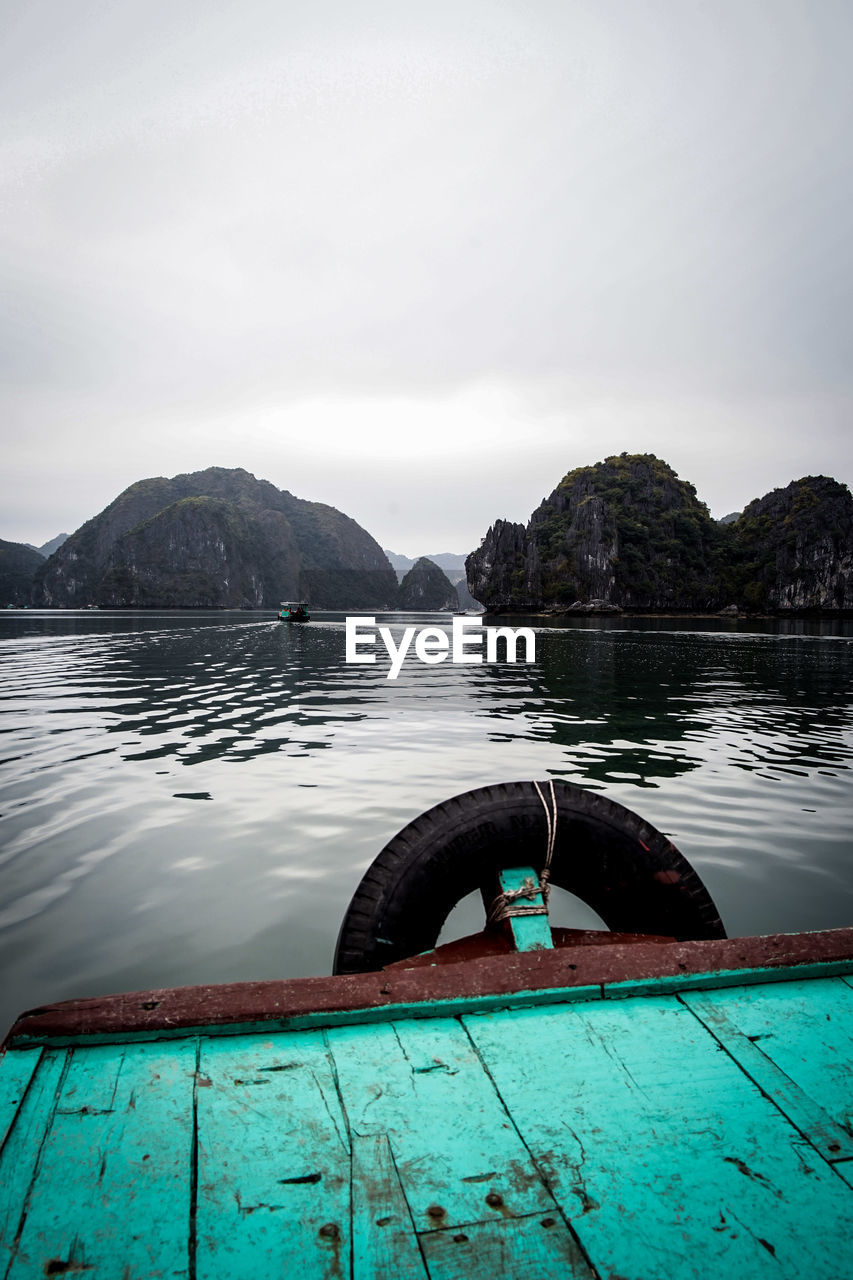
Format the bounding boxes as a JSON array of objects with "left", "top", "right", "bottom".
[
  {"left": 9, "top": 928, "right": 853, "bottom": 1046},
  {"left": 0, "top": 1048, "right": 42, "bottom": 1153},
  {"left": 393, "top": 927, "right": 674, "bottom": 969},
  {"left": 498, "top": 868, "right": 553, "bottom": 952},
  {"left": 832, "top": 1160, "right": 853, "bottom": 1190},
  {"left": 464, "top": 994, "right": 853, "bottom": 1280},
  {"left": 0, "top": 1049, "right": 67, "bottom": 1275},
  {"left": 328, "top": 1017, "right": 556, "bottom": 1234},
  {"left": 351, "top": 1132, "right": 429, "bottom": 1280},
  {"left": 1, "top": 970, "right": 851, "bottom": 1278},
  {"left": 421, "top": 1212, "right": 593, "bottom": 1280},
  {"left": 195, "top": 1030, "right": 351, "bottom": 1280},
  {"left": 56, "top": 1041, "right": 125, "bottom": 1114},
  {"left": 684, "top": 979, "right": 853, "bottom": 1161},
  {"left": 5, "top": 1039, "right": 196, "bottom": 1280}
]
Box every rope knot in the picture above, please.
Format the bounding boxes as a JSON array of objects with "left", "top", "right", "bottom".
[
  {"left": 486, "top": 875, "right": 548, "bottom": 927},
  {"left": 486, "top": 780, "right": 558, "bottom": 932}
]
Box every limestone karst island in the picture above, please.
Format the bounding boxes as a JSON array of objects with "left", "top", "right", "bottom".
[
  {"left": 1, "top": 455, "right": 851, "bottom": 614},
  {"left": 467, "top": 454, "right": 853, "bottom": 615}
]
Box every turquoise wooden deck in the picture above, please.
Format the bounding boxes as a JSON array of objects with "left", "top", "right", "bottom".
[{"left": 2, "top": 934, "right": 853, "bottom": 1278}]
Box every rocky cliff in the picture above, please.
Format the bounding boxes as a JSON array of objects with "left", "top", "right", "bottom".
[
  {"left": 0, "top": 539, "right": 46, "bottom": 606},
  {"left": 453, "top": 575, "right": 482, "bottom": 611},
  {"left": 722, "top": 476, "right": 853, "bottom": 611},
  {"left": 467, "top": 454, "right": 853, "bottom": 614},
  {"left": 468, "top": 454, "right": 720, "bottom": 611},
  {"left": 398, "top": 557, "right": 458, "bottom": 610},
  {"left": 33, "top": 468, "right": 399, "bottom": 609}
]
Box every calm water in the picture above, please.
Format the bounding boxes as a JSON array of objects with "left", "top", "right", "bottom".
[{"left": 1, "top": 610, "right": 852, "bottom": 1037}]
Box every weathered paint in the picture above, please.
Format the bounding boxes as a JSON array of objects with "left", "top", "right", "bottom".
[
  {"left": 420, "top": 1213, "right": 593, "bottom": 1280},
  {"left": 2, "top": 945, "right": 853, "bottom": 1277},
  {"left": 351, "top": 1132, "right": 428, "bottom": 1279},
  {"left": 496, "top": 866, "right": 554, "bottom": 953},
  {"left": 0, "top": 1047, "right": 41, "bottom": 1150},
  {"left": 6, "top": 1041, "right": 195, "bottom": 1280},
  {"left": 9, "top": 928, "right": 853, "bottom": 1049},
  {"left": 464, "top": 995, "right": 853, "bottom": 1279},
  {"left": 195, "top": 1031, "right": 351, "bottom": 1279},
  {"left": 0, "top": 1049, "right": 67, "bottom": 1273},
  {"left": 683, "top": 979, "right": 853, "bottom": 1162},
  {"left": 329, "top": 1018, "right": 557, "bottom": 1230}
]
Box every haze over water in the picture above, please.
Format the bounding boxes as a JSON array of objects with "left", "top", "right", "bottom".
[{"left": 1, "top": 610, "right": 852, "bottom": 1037}]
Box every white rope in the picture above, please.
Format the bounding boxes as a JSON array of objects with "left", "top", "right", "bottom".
[
  {"left": 487, "top": 780, "right": 559, "bottom": 928},
  {"left": 532, "top": 778, "right": 557, "bottom": 904},
  {"left": 485, "top": 876, "right": 547, "bottom": 927}
]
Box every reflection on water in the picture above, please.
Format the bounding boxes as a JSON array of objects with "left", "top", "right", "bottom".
[{"left": 1, "top": 610, "right": 852, "bottom": 1036}]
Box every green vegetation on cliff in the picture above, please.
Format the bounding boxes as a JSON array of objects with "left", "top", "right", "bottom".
[
  {"left": 467, "top": 455, "right": 853, "bottom": 614},
  {"left": 12, "top": 458, "right": 852, "bottom": 614},
  {"left": 0, "top": 539, "right": 45, "bottom": 606},
  {"left": 398, "top": 557, "right": 458, "bottom": 610},
  {"left": 33, "top": 468, "right": 399, "bottom": 609},
  {"left": 719, "top": 476, "right": 853, "bottom": 611},
  {"left": 529, "top": 454, "right": 720, "bottom": 608}
]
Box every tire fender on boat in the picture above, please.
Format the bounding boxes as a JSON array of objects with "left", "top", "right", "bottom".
[{"left": 333, "top": 779, "right": 726, "bottom": 974}]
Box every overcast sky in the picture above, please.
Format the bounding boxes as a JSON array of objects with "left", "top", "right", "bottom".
[{"left": 2, "top": 0, "right": 851, "bottom": 553}]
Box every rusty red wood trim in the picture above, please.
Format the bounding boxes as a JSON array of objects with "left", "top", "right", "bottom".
[
  {"left": 6, "top": 927, "right": 853, "bottom": 1047},
  {"left": 384, "top": 927, "right": 676, "bottom": 968}
]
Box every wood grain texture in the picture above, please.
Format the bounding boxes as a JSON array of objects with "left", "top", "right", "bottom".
[
  {"left": 0, "top": 1049, "right": 67, "bottom": 1275},
  {"left": 4, "top": 1040, "right": 195, "bottom": 1280},
  {"left": 195, "top": 1030, "right": 351, "bottom": 1280},
  {"left": 0, "top": 1047, "right": 41, "bottom": 1152},
  {"left": 56, "top": 1041, "right": 125, "bottom": 1115},
  {"left": 464, "top": 992, "right": 853, "bottom": 1280},
  {"left": 328, "top": 1018, "right": 556, "bottom": 1232},
  {"left": 351, "top": 1132, "right": 429, "bottom": 1279},
  {"left": 420, "top": 1213, "right": 594, "bottom": 1280},
  {"left": 683, "top": 979, "right": 853, "bottom": 1162},
  {"left": 3, "top": 964, "right": 853, "bottom": 1277},
  {"left": 498, "top": 867, "right": 554, "bottom": 952}
]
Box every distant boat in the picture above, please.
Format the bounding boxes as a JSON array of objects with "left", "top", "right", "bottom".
[{"left": 278, "top": 600, "right": 310, "bottom": 622}]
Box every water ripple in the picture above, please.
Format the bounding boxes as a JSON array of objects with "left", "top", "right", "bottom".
[{"left": 1, "top": 611, "right": 852, "bottom": 1036}]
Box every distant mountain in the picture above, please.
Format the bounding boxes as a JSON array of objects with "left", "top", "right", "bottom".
[
  {"left": 0, "top": 539, "right": 45, "bottom": 605},
  {"left": 398, "top": 558, "right": 458, "bottom": 610},
  {"left": 454, "top": 576, "right": 483, "bottom": 611},
  {"left": 23, "top": 534, "right": 69, "bottom": 558},
  {"left": 717, "top": 512, "right": 741, "bottom": 526},
  {"left": 384, "top": 549, "right": 416, "bottom": 572},
  {"left": 38, "top": 533, "right": 69, "bottom": 558},
  {"left": 384, "top": 549, "right": 470, "bottom": 573},
  {"left": 33, "top": 468, "right": 398, "bottom": 609},
  {"left": 467, "top": 453, "right": 853, "bottom": 614},
  {"left": 423, "top": 552, "right": 469, "bottom": 570}
]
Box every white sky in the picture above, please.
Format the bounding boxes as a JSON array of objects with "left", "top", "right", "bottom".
[{"left": 2, "top": 0, "right": 851, "bottom": 553}]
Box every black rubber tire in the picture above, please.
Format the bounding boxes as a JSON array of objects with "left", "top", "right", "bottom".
[{"left": 334, "top": 780, "right": 726, "bottom": 974}]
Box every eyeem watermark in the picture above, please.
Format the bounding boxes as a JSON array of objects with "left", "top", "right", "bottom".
[{"left": 346, "top": 616, "right": 536, "bottom": 680}]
